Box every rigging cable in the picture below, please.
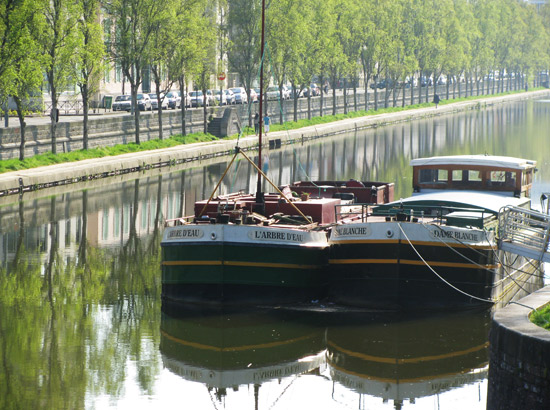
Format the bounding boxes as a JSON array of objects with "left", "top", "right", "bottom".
[{"left": 397, "top": 223, "right": 495, "bottom": 304}]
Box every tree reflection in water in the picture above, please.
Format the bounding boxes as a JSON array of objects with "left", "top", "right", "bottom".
[{"left": 0, "top": 100, "right": 549, "bottom": 408}]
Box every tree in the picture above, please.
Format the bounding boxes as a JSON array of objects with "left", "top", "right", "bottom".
[
  {"left": 107, "top": 0, "right": 165, "bottom": 144},
  {"left": 35, "top": 0, "right": 80, "bottom": 154},
  {"left": 75, "top": 0, "right": 105, "bottom": 150},
  {"left": 148, "top": 0, "right": 176, "bottom": 140},
  {"left": 167, "top": 0, "right": 209, "bottom": 136},
  {"left": 0, "top": 0, "right": 44, "bottom": 160},
  {"left": 227, "top": 0, "right": 261, "bottom": 111}
]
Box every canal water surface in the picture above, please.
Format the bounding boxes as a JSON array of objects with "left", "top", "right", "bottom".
[{"left": 1, "top": 99, "right": 549, "bottom": 409}]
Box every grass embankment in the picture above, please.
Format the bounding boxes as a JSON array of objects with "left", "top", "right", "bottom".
[
  {"left": 0, "top": 88, "right": 538, "bottom": 175},
  {"left": 530, "top": 305, "right": 550, "bottom": 330}
]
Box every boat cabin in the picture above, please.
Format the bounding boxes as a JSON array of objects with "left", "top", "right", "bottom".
[{"left": 411, "top": 155, "right": 536, "bottom": 198}]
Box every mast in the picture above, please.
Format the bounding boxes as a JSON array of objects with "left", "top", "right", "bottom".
[{"left": 255, "top": 0, "right": 266, "bottom": 204}]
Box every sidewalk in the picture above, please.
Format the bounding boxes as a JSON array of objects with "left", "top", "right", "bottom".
[{"left": 0, "top": 90, "right": 548, "bottom": 202}]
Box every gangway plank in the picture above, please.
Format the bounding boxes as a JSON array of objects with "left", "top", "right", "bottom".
[{"left": 498, "top": 206, "right": 550, "bottom": 262}]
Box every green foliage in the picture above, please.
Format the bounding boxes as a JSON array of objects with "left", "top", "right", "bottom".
[
  {"left": 530, "top": 304, "right": 550, "bottom": 330},
  {"left": 0, "top": 132, "right": 216, "bottom": 174}
]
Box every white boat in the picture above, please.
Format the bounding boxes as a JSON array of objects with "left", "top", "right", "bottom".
[{"left": 328, "top": 155, "right": 544, "bottom": 310}]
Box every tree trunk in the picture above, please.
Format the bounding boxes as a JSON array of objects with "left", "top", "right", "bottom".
[
  {"left": 373, "top": 78, "right": 378, "bottom": 111},
  {"left": 410, "top": 74, "right": 415, "bottom": 106},
  {"left": 332, "top": 85, "right": 337, "bottom": 116},
  {"left": 319, "top": 75, "right": 325, "bottom": 117},
  {"left": 14, "top": 96, "right": 26, "bottom": 161},
  {"left": 81, "top": 84, "right": 89, "bottom": 150},
  {"left": 353, "top": 82, "right": 357, "bottom": 112},
  {"left": 343, "top": 78, "right": 348, "bottom": 115},
  {"left": 179, "top": 76, "right": 187, "bottom": 136},
  {"left": 48, "top": 80, "right": 58, "bottom": 154},
  {"left": 131, "top": 84, "right": 141, "bottom": 144},
  {"left": 202, "top": 88, "right": 208, "bottom": 134}
]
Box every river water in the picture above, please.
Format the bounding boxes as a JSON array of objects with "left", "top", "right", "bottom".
[{"left": 1, "top": 99, "right": 549, "bottom": 409}]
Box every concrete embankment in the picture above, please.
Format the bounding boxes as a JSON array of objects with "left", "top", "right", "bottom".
[
  {"left": 0, "top": 90, "right": 547, "bottom": 201},
  {"left": 487, "top": 286, "right": 550, "bottom": 410}
]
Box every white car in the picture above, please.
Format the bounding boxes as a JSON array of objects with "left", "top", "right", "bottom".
[
  {"left": 149, "top": 93, "right": 169, "bottom": 110},
  {"left": 231, "top": 87, "right": 248, "bottom": 104},
  {"left": 266, "top": 86, "right": 281, "bottom": 101},
  {"left": 112, "top": 95, "right": 132, "bottom": 111},
  {"left": 215, "top": 89, "right": 236, "bottom": 105},
  {"left": 136, "top": 93, "right": 152, "bottom": 111},
  {"left": 281, "top": 85, "right": 291, "bottom": 100},
  {"left": 189, "top": 91, "right": 207, "bottom": 107},
  {"left": 165, "top": 91, "right": 181, "bottom": 109}
]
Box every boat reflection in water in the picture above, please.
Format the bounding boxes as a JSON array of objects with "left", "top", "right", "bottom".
[
  {"left": 326, "top": 309, "right": 491, "bottom": 409},
  {"left": 160, "top": 306, "right": 492, "bottom": 409},
  {"left": 160, "top": 308, "right": 325, "bottom": 406}
]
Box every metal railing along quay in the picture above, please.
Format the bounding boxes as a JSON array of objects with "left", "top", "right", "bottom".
[{"left": 498, "top": 205, "right": 550, "bottom": 262}]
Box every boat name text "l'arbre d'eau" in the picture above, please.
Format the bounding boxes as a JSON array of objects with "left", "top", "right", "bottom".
[
  {"left": 167, "top": 228, "right": 204, "bottom": 239},
  {"left": 250, "top": 230, "right": 305, "bottom": 242}
]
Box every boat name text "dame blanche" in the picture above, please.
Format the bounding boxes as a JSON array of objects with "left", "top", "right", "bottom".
[
  {"left": 249, "top": 230, "right": 305, "bottom": 243},
  {"left": 430, "top": 228, "right": 481, "bottom": 242},
  {"left": 167, "top": 228, "right": 204, "bottom": 239}
]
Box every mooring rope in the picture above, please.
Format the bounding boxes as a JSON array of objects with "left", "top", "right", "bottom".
[
  {"left": 397, "top": 223, "right": 495, "bottom": 304},
  {"left": 422, "top": 223, "right": 497, "bottom": 273}
]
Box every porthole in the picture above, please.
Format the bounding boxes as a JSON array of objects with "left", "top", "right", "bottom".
[
  {"left": 211, "top": 232, "right": 217, "bottom": 240},
  {"left": 386, "top": 230, "right": 394, "bottom": 238}
]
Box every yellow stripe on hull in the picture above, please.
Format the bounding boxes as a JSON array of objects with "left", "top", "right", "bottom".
[
  {"left": 162, "top": 260, "right": 320, "bottom": 270},
  {"left": 331, "top": 239, "right": 492, "bottom": 249},
  {"left": 161, "top": 330, "right": 315, "bottom": 352},
  {"left": 329, "top": 258, "right": 499, "bottom": 270}
]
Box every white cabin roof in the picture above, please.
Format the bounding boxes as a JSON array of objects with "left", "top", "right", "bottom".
[
  {"left": 410, "top": 155, "right": 536, "bottom": 170},
  {"left": 403, "top": 190, "right": 530, "bottom": 213}
]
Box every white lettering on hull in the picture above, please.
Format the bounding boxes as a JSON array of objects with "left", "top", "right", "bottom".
[
  {"left": 430, "top": 228, "right": 481, "bottom": 243},
  {"left": 333, "top": 225, "right": 371, "bottom": 237},
  {"left": 248, "top": 230, "right": 305, "bottom": 243},
  {"left": 167, "top": 228, "right": 204, "bottom": 240}
]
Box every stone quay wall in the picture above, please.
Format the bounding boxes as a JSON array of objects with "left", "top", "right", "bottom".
[
  {"left": 0, "top": 93, "right": 369, "bottom": 160},
  {"left": 487, "top": 286, "right": 550, "bottom": 410}
]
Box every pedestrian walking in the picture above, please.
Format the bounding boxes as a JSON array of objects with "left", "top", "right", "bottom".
[
  {"left": 254, "top": 113, "right": 259, "bottom": 135},
  {"left": 264, "top": 114, "right": 270, "bottom": 133},
  {"left": 433, "top": 94, "right": 440, "bottom": 108}
]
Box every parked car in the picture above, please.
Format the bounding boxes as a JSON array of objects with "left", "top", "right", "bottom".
[
  {"left": 370, "top": 79, "right": 395, "bottom": 89},
  {"left": 231, "top": 87, "right": 248, "bottom": 104},
  {"left": 112, "top": 94, "right": 132, "bottom": 111},
  {"left": 165, "top": 91, "right": 181, "bottom": 109},
  {"left": 402, "top": 77, "right": 418, "bottom": 88},
  {"left": 136, "top": 93, "right": 152, "bottom": 111},
  {"left": 149, "top": 93, "right": 169, "bottom": 110},
  {"left": 288, "top": 86, "right": 303, "bottom": 99},
  {"left": 303, "top": 83, "right": 320, "bottom": 97},
  {"left": 205, "top": 90, "right": 216, "bottom": 106},
  {"left": 254, "top": 88, "right": 262, "bottom": 102},
  {"left": 249, "top": 88, "right": 258, "bottom": 103},
  {"left": 420, "top": 76, "right": 433, "bottom": 87},
  {"left": 281, "top": 85, "right": 291, "bottom": 100},
  {"left": 266, "top": 86, "right": 280, "bottom": 101},
  {"left": 181, "top": 91, "right": 191, "bottom": 108},
  {"left": 189, "top": 90, "right": 206, "bottom": 107},
  {"left": 214, "top": 89, "right": 236, "bottom": 105}
]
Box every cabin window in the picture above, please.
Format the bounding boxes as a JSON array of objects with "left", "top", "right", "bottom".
[
  {"left": 505, "top": 171, "right": 516, "bottom": 187},
  {"left": 469, "top": 170, "right": 482, "bottom": 181},
  {"left": 452, "top": 170, "right": 463, "bottom": 181},
  {"left": 490, "top": 171, "right": 506, "bottom": 183},
  {"left": 419, "top": 169, "right": 448, "bottom": 184}
]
